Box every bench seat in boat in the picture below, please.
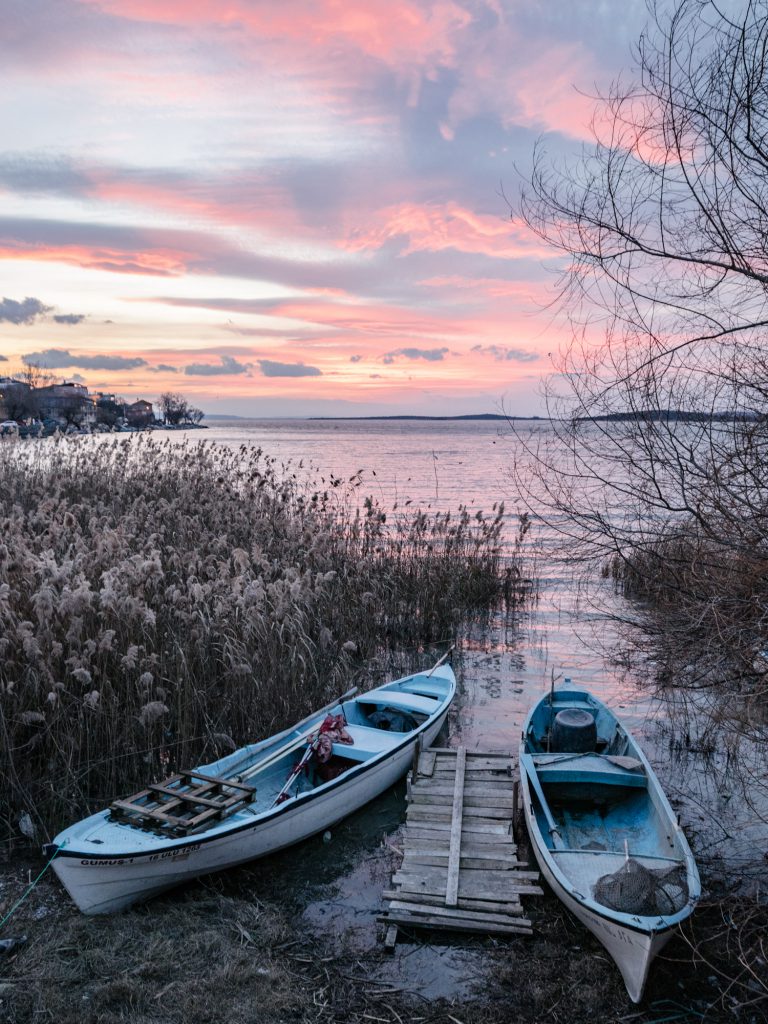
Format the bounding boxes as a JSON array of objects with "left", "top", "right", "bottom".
[
  {"left": 331, "top": 722, "right": 407, "bottom": 761},
  {"left": 356, "top": 692, "right": 439, "bottom": 716},
  {"left": 533, "top": 753, "right": 647, "bottom": 788},
  {"left": 396, "top": 677, "right": 448, "bottom": 700}
]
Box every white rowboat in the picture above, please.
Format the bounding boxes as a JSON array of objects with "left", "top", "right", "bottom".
[
  {"left": 519, "top": 689, "right": 700, "bottom": 1003},
  {"left": 46, "top": 664, "right": 455, "bottom": 914}
]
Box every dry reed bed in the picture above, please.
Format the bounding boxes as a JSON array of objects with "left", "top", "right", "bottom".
[
  {"left": 609, "top": 526, "right": 768, "bottom": 734},
  {"left": 0, "top": 435, "right": 517, "bottom": 841}
]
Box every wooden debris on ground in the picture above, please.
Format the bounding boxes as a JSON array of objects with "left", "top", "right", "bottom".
[{"left": 379, "top": 745, "right": 542, "bottom": 947}]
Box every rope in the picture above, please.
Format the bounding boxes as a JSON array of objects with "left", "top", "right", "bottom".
[{"left": 0, "top": 840, "right": 67, "bottom": 933}]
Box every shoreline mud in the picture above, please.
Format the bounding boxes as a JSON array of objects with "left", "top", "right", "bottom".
[{"left": 0, "top": 797, "right": 756, "bottom": 1024}]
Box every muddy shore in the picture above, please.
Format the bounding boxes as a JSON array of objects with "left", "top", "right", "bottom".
[{"left": 0, "top": 777, "right": 760, "bottom": 1024}]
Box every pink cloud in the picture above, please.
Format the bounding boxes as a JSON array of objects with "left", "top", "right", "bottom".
[
  {"left": 259, "top": 298, "right": 468, "bottom": 340},
  {"left": 44, "top": 3, "right": 606, "bottom": 148},
  {"left": 84, "top": 168, "right": 307, "bottom": 238},
  {"left": 419, "top": 275, "right": 552, "bottom": 301},
  {"left": 509, "top": 46, "right": 599, "bottom": 139},
  {"left": 344, "top": 202, "right": 549, "bottom": 260},
  {"left": 84, "top": 1, "right": 470, "bottom": 73},
  {"left": 0, "top": 241, "right": 189, "bottom": 277}
]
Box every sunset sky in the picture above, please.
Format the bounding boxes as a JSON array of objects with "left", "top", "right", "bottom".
[{"left": 0, "top": 0, "right": 646, "bottom": 417}]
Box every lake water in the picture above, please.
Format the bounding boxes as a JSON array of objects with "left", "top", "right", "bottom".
[{"left": 173, "top": 417, "right": 765, "bottom": 877}]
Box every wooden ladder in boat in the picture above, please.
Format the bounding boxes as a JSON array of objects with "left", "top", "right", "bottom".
[
  {"left": 110, "top": 770, "right": 256, "bottom": 835},
  {"left": 379, "top": 745, "right": 543, "bottom": 947}
]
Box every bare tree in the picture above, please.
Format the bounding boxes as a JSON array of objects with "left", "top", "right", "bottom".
[
  {"left": 514, "top": 8, "right": 768, "bottom": 996},
  {"left": 158, "top": 392, "right": 189, "bottom": 425},
  {"left": 7, "top": 363, "right": 58, "bottom": 420},
  {"left": 516, "top": 0, "right": 768, "bottom": 713}
]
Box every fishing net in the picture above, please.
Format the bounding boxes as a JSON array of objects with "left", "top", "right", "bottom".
[{"left": 593, "top": 857, "right": 689, "bottom": 916}]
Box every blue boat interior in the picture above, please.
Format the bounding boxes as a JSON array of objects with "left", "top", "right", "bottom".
[{"left": 523, "top": 691, "right": 681, "bottom": 870}]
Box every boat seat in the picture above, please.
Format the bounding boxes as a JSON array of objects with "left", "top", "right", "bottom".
[
  {"left": 356, "top": 692, "right": 438, "bottom": 716},
  {"left": 534, "top": 753, "right": 647, "bottom": 789},
  {"left": 397, "top": 677, "right": 448, "bottom": 699},
  {"left": 331, "top": 723, "right": 405, "bottom": 762}
]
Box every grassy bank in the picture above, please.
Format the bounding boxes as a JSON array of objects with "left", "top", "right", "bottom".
[{"left": 0, "top": 436, "right": 519, "bottom": 841}]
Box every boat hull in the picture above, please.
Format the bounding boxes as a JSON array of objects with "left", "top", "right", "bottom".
[
  {"left": 52, "top": 707, "right": 448, "bottom": 915},
  {"left": 519, "top": 688, "right": 699, "bottom": 1003},
  {"left": 524, "top": 813, "right": 675, "bottom": 1003}
]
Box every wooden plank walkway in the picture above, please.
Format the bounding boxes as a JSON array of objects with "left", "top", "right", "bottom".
[{"left": 379, "top": 745, "right": 543, "bottom": 947}]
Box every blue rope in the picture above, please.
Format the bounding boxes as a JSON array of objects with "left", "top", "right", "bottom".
[{"left": 0, "top": 841, "right": 67, "bottom": 932}]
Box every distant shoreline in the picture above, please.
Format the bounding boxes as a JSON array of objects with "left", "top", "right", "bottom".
[
  {"left": 206, "top": 410, "right": 756, "bottom": 423},
  {"left": 310, "top": 413, "right": 526, "bottom": 421},
  {"left": 205, "top": 413, "right": 537, "bottom": 422}
]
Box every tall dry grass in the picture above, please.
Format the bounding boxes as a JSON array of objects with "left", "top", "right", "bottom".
[{"left": 0, "top": 435, "right": 519, "bottom": 840}]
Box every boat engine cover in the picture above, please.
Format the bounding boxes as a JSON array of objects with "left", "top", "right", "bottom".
[{"left": 551, "top": 708, "right": 597, "bottom": 752}]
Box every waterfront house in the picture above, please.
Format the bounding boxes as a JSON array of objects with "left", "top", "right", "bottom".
[
  {"left": 125, "top": 399, "right": 154, "bottom": 427},
  {"left": 36, "top": 382, "right": 96, "bottom": 427},
  {"left": 0, "top": 377, "right": 34, "bottom": 421}
]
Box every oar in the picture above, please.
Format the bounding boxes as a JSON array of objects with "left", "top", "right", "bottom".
[
  {"left": 426, "top": 644, "right": 455, "bottom": 677},
  {"left": 520, "top": 753, "right": 565, "bottom": 849},
  {"left": 227, "top": 686, "right": 358, "bottom": 783},
  {"left": 270, "top": 734, "right": 320, "bottom": 808}
]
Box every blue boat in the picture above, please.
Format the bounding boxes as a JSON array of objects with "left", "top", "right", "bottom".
[{"left": 519, "top": 689, "right": 700, "bottom": 1002}]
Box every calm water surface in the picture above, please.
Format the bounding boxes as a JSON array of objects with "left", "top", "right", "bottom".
[
  {"left": 186, "top": 418, "right": 765, "bottom": 873},
  {"left": 91, "top": 418, "right": 765, "bottom": 999}
]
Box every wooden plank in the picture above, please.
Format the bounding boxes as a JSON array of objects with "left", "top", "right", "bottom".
[
  {"left": 404, "top": 826, "right": 516, "bottom": 845},
  {"left": 410, "top": 793, "right": 517, "bottom": 808},
  {"left": 445, "top": 746, "right": 466, "bottom": 907},
  {"left": 409, "top": 815, "right": 512, "bottom": 831},
  {"left": 408, "top": 798, "right": 515, "bottom": 813},
  {"left": 433, "top": 749, "right": 513, "bottom": 759},
  {"left": 180, "top": 770, "right": 255, "bottom": 793},
  {"left": 384, "top": 925, "right": 398, "bottom": 952},
  {"left": 411, "top": 732, "right": 423, "bottom": 781},
  {"left": 404, "top": 840, "right": 518, "bottom": 856},
  {"left": 382, "top": 890, "right": 525, "bottom": 915},
  {"left": 378, "top": 913, "right": 532, "bottom": 936},
  {"left": 385, "top": 900, "right": 532, "bottom": 928},
  {"left": 404, "top": 846, "right": 523, "bottom": 864},
  {"left": 404, "top": 854, "right": 524, "bottom": 872},
  {"left": 395, "top": 865, "right": 540, "bottom": 885},
  {"left": 393, "top": 875, "right": 544, "bottom": 901},
  {"left": 418, "top": 750, "right": 437, "bottom": 777},
  {"left": 432, "top": 769, "right": 512, "bottom": 781},
  {"left": 409, "top": 787, "right": 516, "bottom": 802},
  {"left": 411, "top": 781, "right": 515, "bottom": 797},
  {"left": 403, "top": 846, "right": 521, "bottom": 861},
  {"left": 110, "top": 801, "right": 187, "bottom": 826},
  {"left": 436, "top": 755, "right": 513, "bottom": 768},
  {"left": 147, "top": 785, "right": 243, "bottom": 810}
]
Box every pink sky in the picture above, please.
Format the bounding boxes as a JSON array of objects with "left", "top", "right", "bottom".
[{"left": 0, "top": 0, "right": 644, "bottom": 417}]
